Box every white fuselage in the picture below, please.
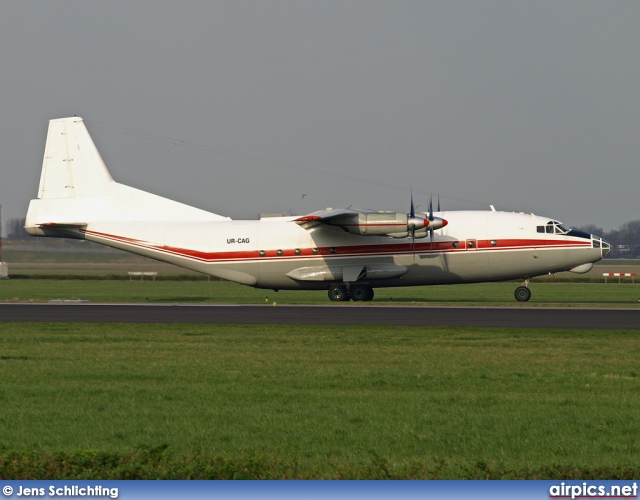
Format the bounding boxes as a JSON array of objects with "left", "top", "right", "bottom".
[{"left": 58, "top": 210, "right": 607, "bottom": 291}]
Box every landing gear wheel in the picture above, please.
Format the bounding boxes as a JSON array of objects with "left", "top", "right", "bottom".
[
  {"left": 328, "top": 285, "right": 350, "bottom": 302},
  {"left": 351, "top": 285, "right": 373, "bottom": 302},
  {"left": 514, "top": 286, "right": 531, "bottom": 302}
]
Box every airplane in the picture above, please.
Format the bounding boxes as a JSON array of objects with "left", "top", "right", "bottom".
[{"left": 25, "top": 117, "right": 610, "bottom": 302}]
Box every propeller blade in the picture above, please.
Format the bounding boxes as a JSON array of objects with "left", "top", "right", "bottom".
[
  {"left": 408, "top": 191, "right": 420, "bottom": 259},
  {"left": 411, "top": 191, "right": 416, "bottom": 258},
  {"left": 429, "top": 194, "right": 434, "bottom": 253},
  {"left": 428, "top": 194, "right": 434, "bottom": 222},
  {"left": 410, "top": 190, "right": 415, "bottom": 218},
  {"left": 411, "top": 227, "right": 416, "bottom": 259},
  {"left": 437, "top": 192, "right": 441, "bottom": 212}
]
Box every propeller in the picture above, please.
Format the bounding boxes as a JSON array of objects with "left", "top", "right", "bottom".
[
  {"left": 407, "top": 190, "right": 428, "bottom": 258},
  {"left": 428, "top": 194, "right": 435, "bottom": 252},
  {"left": 409, "top": 190, "right": 417, "bottom": 257},
  {"left": 428, "top": 193, "right": 446, "bottom": 252},
  {"left": 407, "top": 191, "right": 448, "bottom": 257}
]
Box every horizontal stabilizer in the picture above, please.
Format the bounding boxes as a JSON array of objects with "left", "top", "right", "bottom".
[{"left": 37, "top": 222, "right": 87, "bottom": 228}]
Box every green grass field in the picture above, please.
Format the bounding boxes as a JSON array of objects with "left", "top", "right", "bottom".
[
  {"left": 2, "top": 243, "right": 639, "bottom": 478},
  {"left": 1, "top": 323, "right": 639, "bottom": 479}
]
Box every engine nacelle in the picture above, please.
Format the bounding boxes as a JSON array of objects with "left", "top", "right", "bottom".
[
  {"left": 328, "top": 212, "right": 447, "bottom": 238},
  {"left": 327, "top": 212, "right": 409, "bottom": 237}
]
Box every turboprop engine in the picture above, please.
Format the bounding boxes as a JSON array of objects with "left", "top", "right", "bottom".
[
  {"left": 294, "top": 194, "right": 448, "bottom": 241},
  {"left": 328, "top": 211, "right": 447, "bottom": 238}
]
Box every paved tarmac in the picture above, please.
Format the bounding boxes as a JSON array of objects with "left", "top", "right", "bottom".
[{"left": 1, "top": 303, "right": 639, "bottom": 329}]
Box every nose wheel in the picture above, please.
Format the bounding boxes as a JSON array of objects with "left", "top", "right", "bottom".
[{"left": 514, "top": 284, "right": 531, "bottom": 302}]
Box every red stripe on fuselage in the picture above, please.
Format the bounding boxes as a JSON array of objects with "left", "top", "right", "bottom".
[{"left": 80, "top": 229, "right": 591, "bottom": 264}]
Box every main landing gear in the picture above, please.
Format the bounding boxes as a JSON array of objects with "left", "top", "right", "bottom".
[
  {"left": 514, "top": 280, "right": 531, "bottom": 302},
  {"left": 328, "top": 284, "right": 374, "bottom": 302}
]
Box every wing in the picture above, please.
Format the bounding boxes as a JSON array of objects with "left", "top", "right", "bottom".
[
  {"left": 294, "top": 208, "right": 377, "bottom": 230},
  {"left": 28, "top": 222, "right": 88, "bottom": 238}
]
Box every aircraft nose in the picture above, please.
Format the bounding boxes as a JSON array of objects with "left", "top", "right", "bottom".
[{"left": 594, "top": 235, "right": 611, "bottom": 258}]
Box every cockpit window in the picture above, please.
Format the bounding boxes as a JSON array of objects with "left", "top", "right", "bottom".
[{"left": 537, "top": 221, "right": 572, "bottom": 235}]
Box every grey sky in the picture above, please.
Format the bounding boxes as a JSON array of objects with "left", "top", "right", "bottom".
[{"left": 1, "top": 1, "right": 638, "bottom": 232}]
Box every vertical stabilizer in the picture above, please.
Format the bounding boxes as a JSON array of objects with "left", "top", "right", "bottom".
[
  {"left": 26, "top": 116, "right": 229, "bottom": 236},
  {"left": 38, "top": 117, "right": 114, "bottom": 199}
]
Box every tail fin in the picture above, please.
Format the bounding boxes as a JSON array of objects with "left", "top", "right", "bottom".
[
  {"left": 26, "top": 117, "right": 227, "bottom": 237},
  {"left": 38, "top": 117, "right": 114, "bottom": 199}
]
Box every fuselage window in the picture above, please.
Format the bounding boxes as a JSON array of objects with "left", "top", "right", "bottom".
[{"left": 537, "top": 226, "right": 545, "bottom": 233}]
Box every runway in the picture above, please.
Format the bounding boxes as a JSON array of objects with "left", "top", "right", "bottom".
[{"left": 1, "top": 303, "right": 639, "bottom": 329}]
